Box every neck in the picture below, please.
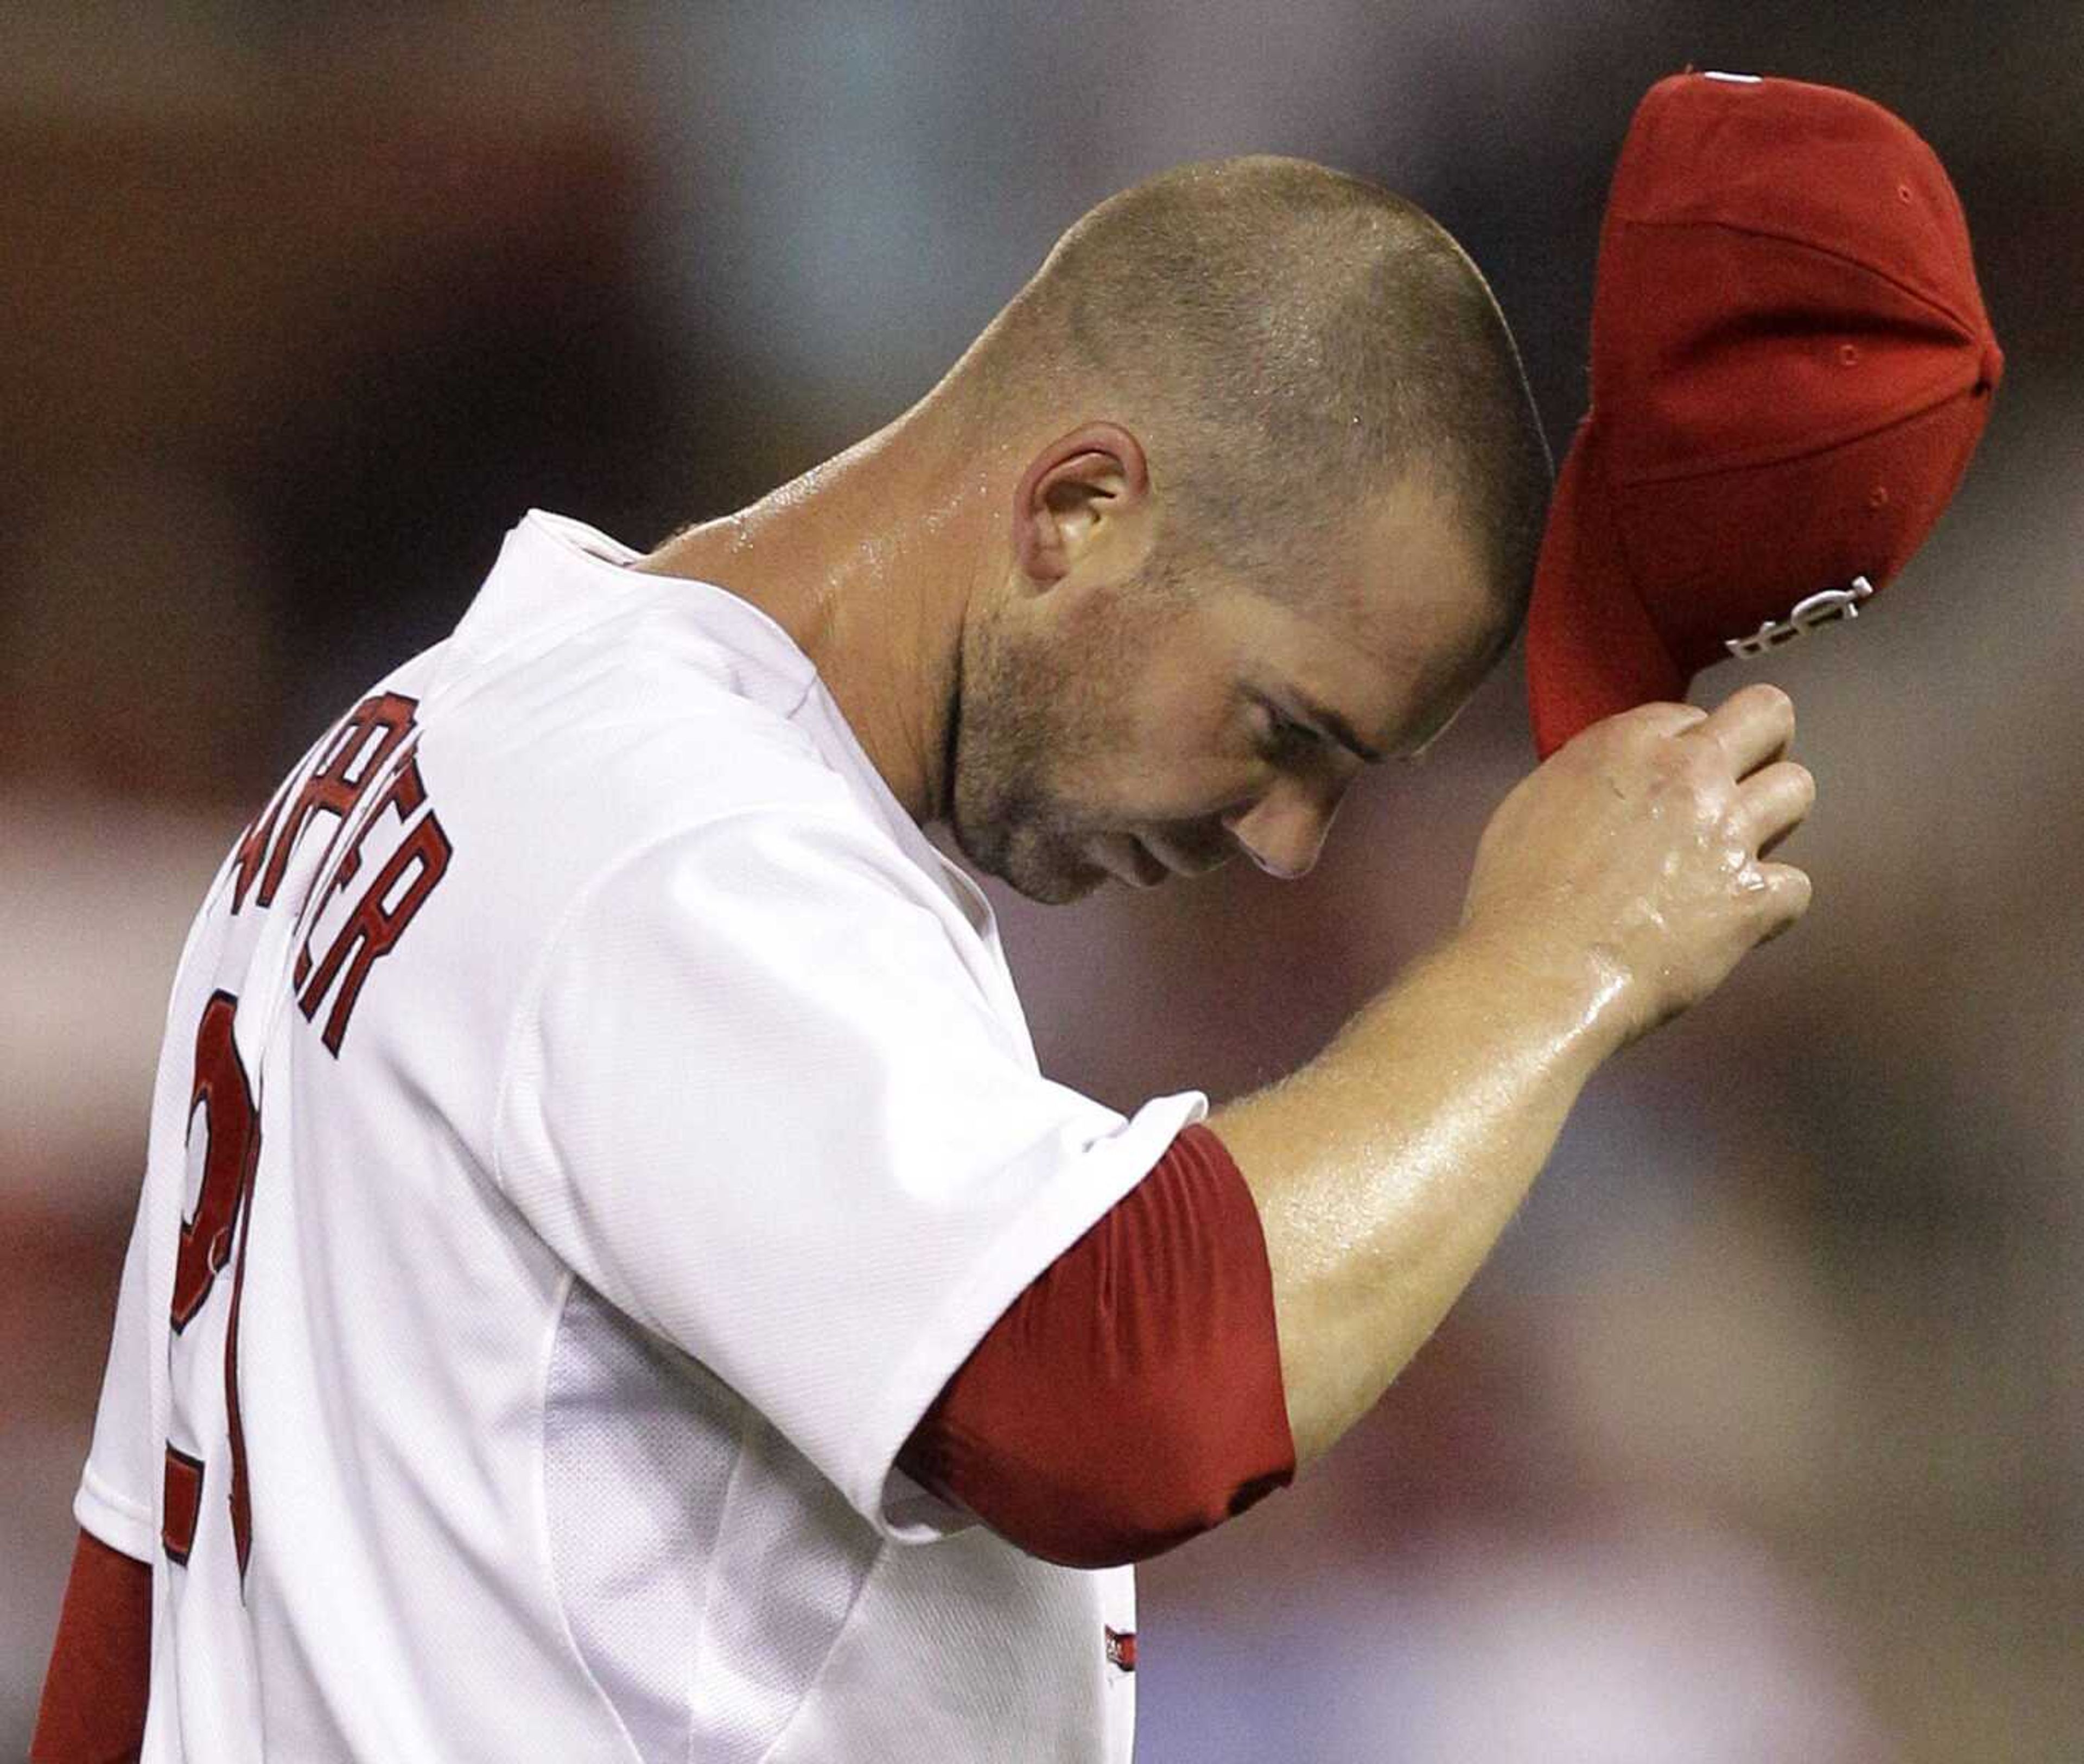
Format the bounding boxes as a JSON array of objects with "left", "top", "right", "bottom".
[{"left": 637, "top": 399, "right": 1003, "bottom": 823}]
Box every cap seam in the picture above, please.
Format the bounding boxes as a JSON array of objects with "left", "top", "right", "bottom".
[
  {"left": 1615, "top": 215, "right": 1981, "bottom": 340},
  {"left": 1606, "top": 369, "right": 1984, "bottom": 491},
  {"left": 1587, "top": 434, "right": 1666, "bottom": 645}
]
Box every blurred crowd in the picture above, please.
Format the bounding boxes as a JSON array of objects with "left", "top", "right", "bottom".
[{"left": 4, "top": 5, "right": 2079, "bottom": 1758}]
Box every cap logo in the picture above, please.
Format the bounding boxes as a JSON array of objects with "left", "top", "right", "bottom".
[{"left": 1725, "top": 576, "right": 1874, "bottom": 661}]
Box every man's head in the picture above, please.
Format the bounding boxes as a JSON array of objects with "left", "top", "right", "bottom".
[{"left": 937, "top": 156, "right": 1552, "bottom": 904}]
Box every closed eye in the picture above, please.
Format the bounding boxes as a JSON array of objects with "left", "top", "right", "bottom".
[{"left": 1255, "top": 704, "right": 1321, "bottom": 764}]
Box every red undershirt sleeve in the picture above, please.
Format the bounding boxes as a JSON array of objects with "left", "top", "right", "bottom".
[
  {"left": 32, "top": 1529, "right": 152, "bottom": 1764},
  {"left": 897, "top": 1122, "right": 1296, "bottom": 1569}
]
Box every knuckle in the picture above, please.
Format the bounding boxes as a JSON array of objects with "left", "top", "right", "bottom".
[
  {"left": 1682, "top": 749, "right": 1733, "bottom": 804},
  {"left": 1611, "top": 709, "right": 1671, "bottom": 750},
  {"left": 1609, "top": 702, "right": 1704, "bottom": 755},
  {"left": 1574, "top": 725, "right": 1620, "bottom": 765}
]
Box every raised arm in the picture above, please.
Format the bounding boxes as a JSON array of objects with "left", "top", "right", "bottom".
[{"left": 1212, "top": 684, "right": 1814, "bottom": 1467}]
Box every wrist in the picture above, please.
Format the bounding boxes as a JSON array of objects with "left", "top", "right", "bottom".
[{"left": 1439, "top": 917, "right": 1636, "bottom": 1069}]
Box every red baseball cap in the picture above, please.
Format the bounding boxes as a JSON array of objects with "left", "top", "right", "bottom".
[{"left": 1526, "top": 71, "right": 2003, "bottom": 760}]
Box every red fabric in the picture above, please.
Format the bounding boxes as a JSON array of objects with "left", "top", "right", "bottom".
[
  {"left": 32, "top": 1531, "right": 151, "bottom": 1764},
  {"left": 897, "top": 1124, "right": 1295, "bottom": 1569},
  {"left": 1526, "top": 71, "right": 2001, "bottom": 759}
]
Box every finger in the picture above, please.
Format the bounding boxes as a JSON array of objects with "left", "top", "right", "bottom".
[
  {"left": 1738, "top": 760, "right": 1816, "bottom": 858},
  {"left": 1612, "top": 700, "right": 1710, "bottom": 741},
  {"left": 1689, "top": 683, "right": 1795, "bottom": 779},
  {"left": 1749, "top": 860, "right": 1812, "bottom": 940}
]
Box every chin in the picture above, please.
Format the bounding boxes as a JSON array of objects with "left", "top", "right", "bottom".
[
  {"left": 956, "top": 816, "right": 1105, "bottom": 906},
  {"left": 1008, "top": 865, "right": 1108, "bottom": 906},
  {"left": 996, "top": 844, "right": 1109, "bottom": 906}
]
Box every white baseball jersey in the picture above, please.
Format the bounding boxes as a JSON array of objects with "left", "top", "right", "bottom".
[{"left": 75, "top": 510, "right": 1205, "bottom": 1762}]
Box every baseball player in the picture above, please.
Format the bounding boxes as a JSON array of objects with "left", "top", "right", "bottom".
[{"left": 35, "top": 77, "right": 1992, "bottom": 1763}]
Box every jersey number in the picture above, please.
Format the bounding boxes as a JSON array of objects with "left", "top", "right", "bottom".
[{"left": 162, "top": 990, "right": 260, "bottom": 1578}]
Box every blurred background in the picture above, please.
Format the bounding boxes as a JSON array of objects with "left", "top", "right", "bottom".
[{"left": 3, "top": 3, "right": 2077, "bottom": 1757}]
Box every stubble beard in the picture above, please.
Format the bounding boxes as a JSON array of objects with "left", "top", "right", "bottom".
[{"left": 943, "top": 608, "right": 1114, "bottom": 906}]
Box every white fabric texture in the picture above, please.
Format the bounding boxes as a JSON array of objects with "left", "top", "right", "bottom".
[
  {"left": 73, "top": 1195, "right": 159, "bottom": 1563},
  {"left": 75, "top": 510, "right": 1196, "bottom": 1762}
]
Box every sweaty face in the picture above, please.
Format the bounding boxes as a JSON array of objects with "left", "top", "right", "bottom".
[{"left": 947, "top": 485, "right": 1502, "bottom": 904}]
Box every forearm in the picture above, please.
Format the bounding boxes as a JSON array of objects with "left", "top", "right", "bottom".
[{"left": 1209, "top": 928, "right": 1623, "bottom": 1469}]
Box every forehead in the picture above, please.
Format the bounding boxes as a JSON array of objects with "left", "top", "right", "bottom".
[{"left": 1231, "top": 479, "right": 1503, "bottom": 752}]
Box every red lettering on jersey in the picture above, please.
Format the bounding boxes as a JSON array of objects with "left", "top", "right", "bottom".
[
  {"left": 240, "top": 693, "right": 419, "bottom": 912},
  {"left": 171, "top": 992, "right": 261, "bottom": 1331},
  {"left": 224, "top": 1194, "right": 257, "bottom": 1575},
  {"left": 296, "top": 752, "right": 454, "bottom": 1056},
  {"left": 162, "top": 1445, "right": 206, "bottom": 1565},
  {"left": 165, "top": 993, "right": 260, "bottom": 1582},
  {"left": 304, "top": 741, "right": 428, "bottom": 916},
  {"left": 228, "top": 777, "right": 290, "bottom": 916}
]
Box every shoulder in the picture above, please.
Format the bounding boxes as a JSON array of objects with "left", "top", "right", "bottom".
[
  {"left": 549, "top": 799, "right": 957, "bottom": 981},
  {"left": 418, "top": 595, "right": 891, "bottom": 896}
]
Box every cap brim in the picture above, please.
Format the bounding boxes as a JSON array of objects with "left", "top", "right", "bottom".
[{"left": 1525, "top": 427, "right": 1689, "bottom": 760}]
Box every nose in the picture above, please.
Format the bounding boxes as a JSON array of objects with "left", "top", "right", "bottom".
[{"left": 1222, "top": 779, "right": 1341, "bottom": 880}]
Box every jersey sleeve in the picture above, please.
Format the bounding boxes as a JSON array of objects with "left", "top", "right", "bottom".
[
  {"left": 492, "top": 806, "right": 1204, "bottom": 1541},
  {"left": 897, "top": 1123, "right": 1296, "bottom": 1567},
  {"left": 73, "top": 1189, "right": 161, "bottom": 1564},
  {"left": 31, "top": 1531, "right": 154, "bottom": 1764}
]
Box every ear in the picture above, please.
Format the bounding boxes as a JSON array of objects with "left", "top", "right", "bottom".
[{"left": 1009, "top": 422, "right": 1152, "bottom": 588}]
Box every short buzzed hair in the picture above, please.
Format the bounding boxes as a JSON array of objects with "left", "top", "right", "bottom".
[{"left": 967, "top": 156, "right": 1552, "bottom": 626}]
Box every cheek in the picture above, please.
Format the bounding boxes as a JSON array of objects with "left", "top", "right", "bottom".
[
  {"left": 1021, "top": 598, "right": 1246, "bottom": 815},
  {"left": 1092, "top": 700, "right": 1254, "bottom": 818}
]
